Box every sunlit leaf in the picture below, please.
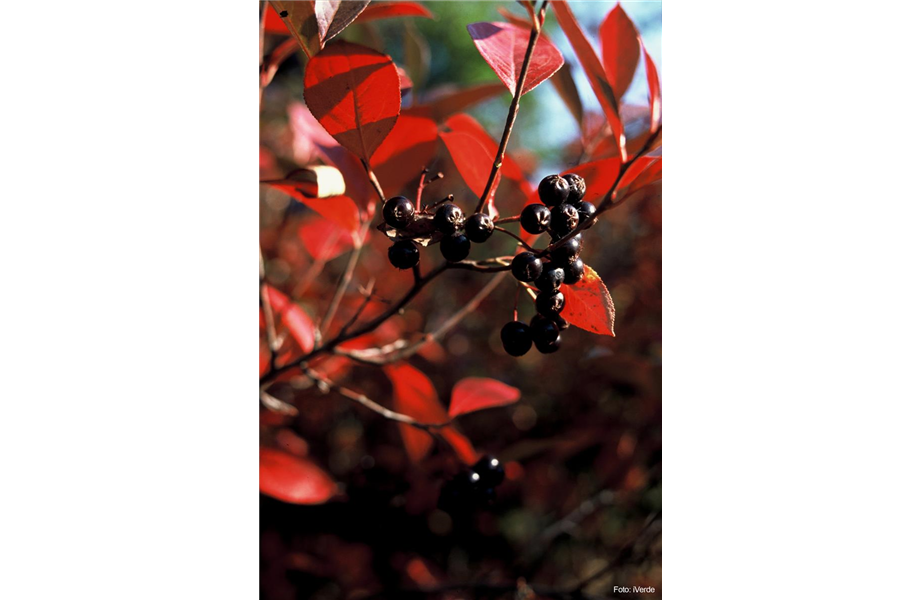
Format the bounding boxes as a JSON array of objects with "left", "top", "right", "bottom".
[
  {"left": 383, "top": 363, "right": 445, "bottom": 463},
  {"left": 259, "top": 447, "right": 337, "bottom": 504},
  {"left": 561, "top": 265, "right": 616, "bottom": 337},
  {"left": 599, "top": 4, "right": 641, "bottom": 101},
  {"left": 265, "top": 286, "right": 316, "bottom": 353},
  {"left": 448, "top": 377, "right": 521, "bottom": 418},
  {"left": 354, "top": 2, "right": 434, "bottom": 23},
  {"left": 439, "top": 130, "right": 500, "bottom": 218},
  {"left": 370, "top": 107, "right": 439, "bottom": 195},
  {"left": 466, "top": 22, "right": 564, "bottom": 95}
]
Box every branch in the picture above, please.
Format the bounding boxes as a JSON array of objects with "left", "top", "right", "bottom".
[
  {"left": 304, "top": 369, "right": 451, "bottom": 430},
  {"left": 474, "top": 0, "right": 550, "bottom": 213},
  {"left": 334, "top": 272, "right": 507, "bottom": 365},
  {"left": 494, "top": 226, "right": 538, "bottom": 252}
]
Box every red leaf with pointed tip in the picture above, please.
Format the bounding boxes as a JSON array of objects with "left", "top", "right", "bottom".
[
  {"left": 264, "top": 5, "right": 290, "bottom": 36},
  {"left": 561, "top": 265, "right": 615, "bottom": 337},
  {"left": 616, "top": 156, "right": 662, "bottom": 192},
  {"left": 643, "top": 43, "right": 661, "bottom": 135},
  {"left": 354, "top": 2, "right": 434, "bottom": 23},
  {"left": 303, "top": 42, "right": 401, "bottom": 163},
  {"left": 439, "top": 130, "right": 500, "bottom": 218},
  {"left": 562, "top": 158, "right": 622, "bottom": 205},
  {"left": 448, "top": 378, "right": 521, "bottom": 418},
  {"left": 599, "top": 4, "right": 641, "bottom": 101},
  {"left": 466, "top": 22, "right": 564, "bottom": 95},
  {"left": 265, "top": 286, "right": 316, "bottom": 353},
  {"left": 259, "top": 447, "right": 337, "bottom": 504},
  {"left": 383, "top": 363, "right": 446, "bottom": 463},
  {"left": 314, "top": 0, "right": 371, "bottom": 44},
  {"left": 263, "top": 180, "right": 361, "bottom": 233},
  {"left": 444, "top": 114, "right": 531, "bottom": 191},
  {"left": 370, "top": 107, "right": 439, "bottom": 195},
  {"left": 552, "top": 1, "right": 626, "bottom": 162},
  {"left": 441, "top": 426, "right": 478, "bottom": 466}
]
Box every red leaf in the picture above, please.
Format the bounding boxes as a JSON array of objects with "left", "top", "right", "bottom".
[
  {"left": 383, "top": 363, "right": 446, "bottom": 463},
  {"left": 551, "top": 1, "right": 626, "bottom": 162},
  {"left": 263, "top": 180, "right": 361, "bottom": 233},
  {"left": 370, "top": 107, "right": 439, "bottom": 195},
  {"left": 616, "top": 156, "right": 661, "bottom": 193},
  {"left": 439, "top": 130, "right": 500, "bottom": 218},
  {"left": 314, "top": 0, "right": 371, "bottom": 45},
  {"left": 265, "top": 286, "right": 316, "bottom": 353},
  {"left": 466, "top": 22, "right": 564, "bottom": 95},
  {"left": 298, "top": 216, "right": 355, "bottom": 261},
  {"left": 561, "top": 158, "right": 622, "bottom": 205},
  {"left": 263, "top": 5, "right": 289, "bottom": 36},
  {"left": 441, "top": 426, "right": 478, "bottom": 466},
  {"left": 425, "top": 82, "right": 508, "bottom": 122},
  {"left": 259, "top": 447, "right": 337, "bottom": 504},
  {"left": 560, "top": 265, "right": 616, "bottom": 337},
  {"left": 599, "top": 4, "right": 641, "bottom": 101},
  {"left": 354, "top": 2, "right": 434, "bottom": 24},
  {"left": 643, "top": 43, "right": 662, "bottom": 135},
  {"left": 448, "top": 377, "right": 521, "bottom": 418},
  {"left": 303, "top": 42, "right": 401, "bottom": 163},
  {"left": 444, "top": 114, "right": 531, "bottom": 192}
]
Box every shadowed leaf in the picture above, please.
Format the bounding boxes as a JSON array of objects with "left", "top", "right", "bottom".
[
  {"left": 449, "top": 378, "right": 521, "bottom": 418},
  {"left": 354, "top": 2, "right": 434, "bottom": 24},
  {"left": 259, "top": 447, "right": 337, "bottom": 504}
]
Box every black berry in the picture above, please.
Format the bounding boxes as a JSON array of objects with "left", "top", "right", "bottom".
[
  {"left": 535, "top": 332, "right": 562, "bottom": 354},
  {"left": 465, "top": 213, "right": 494, "bottom": 243},
  {"left": 538, "top": 174, "right": 570, "bottom": 207},
  {"left": 550, "top": 203, "right": 580, "bottom": 236},
  {"left": 550, "top": 234, "right": 583, "bottom": 265},
  {"left": 434, "top": 202, "right": 465, "bottom": 234},
  {"left": 500, "top": 320, "right": 532, "bottom": 356},
  {"left": 388, "top": 240, "right": 419, "bottom": 270},
  {"left": 440, "top": 233, "right": 471, "bottom": 262},
  {"left": 534, "top": 265, "right": 564, "bottom": 293},
  {"left": 563, "top": 173, "right": 586, "bottom": 202},
  {"left": 511, "top": 252, "right": 543, "bottom": 282},
  {"left": 520, "top": 204, "right": 551, "bottom": 235},
  {"left": 473, "top": 455, "right": 505, "bottom": 487},
  {"left": 383, "top": 195, "right": 415, "bottom": 229},
  {"left": 562, "top": 258, "right": 585, "bottom": 284},
  {"left": 530, "top": 314, "right": 560, "bottom": 345},
  {"left": 573, "top": 200, "right": 596, "bottom": 228},
  {"left": 535, "top": 290, "right": 565, "bottom": 316}
]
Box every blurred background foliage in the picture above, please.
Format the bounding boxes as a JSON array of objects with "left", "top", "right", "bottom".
[{"left": 261, "top": 2, "right": 662, "bottom": 598}]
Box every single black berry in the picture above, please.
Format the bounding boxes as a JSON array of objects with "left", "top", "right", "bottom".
[
  {"left": 383, "top": 195, "right": 415, "bottom": 229},
  {"left": 473, "top": 455, "right": 505, "bottom": 487},
  {"left": 388, "top": 240, "right": 419, "bottom": 270},
  {"left": 511, "top": 252, "right": 543, "bottom": 282},
  {"left": 535, "top": 290, "right": 566, "bottom": 316},
  {"left": 550, "top": 234, "right": 583, "bottom": 266},
  {"left": 563, "top": 173, "right": 587, "bottom": 203},
  {"left": 434, "top": 202, "right": 465, "bottom": 234},
  {"left": 573, "top": 200, "right": 596, "bottom": 228},
  {"left": 562, "top": 258, "right": 585, "bottom": 284},
  {"left": 550, "top": 203, "right": 580, "bottom": 236},
  {"left": 465, "top": 213, "right": 494, "bottom": 243},
  {"left": 535, "top": 332, "right": 562, "bottom": 354},
  {"left": 538, "top": 174, "right": 570, "bottom": 207},
  {"left": 530, "top": 314, "right": 560, "bottom": 345},
  {"left": 534, "top": 265, "right": 564, "bottom": 293},
  {"left": 440, "top": 233, "right": 471, "bottom": 262},
  {"left": 501, "top": 320, "right": 532, "bottom": 356},
  {"left": 520, "top": 204, "right": 551, "bottom": 235}
]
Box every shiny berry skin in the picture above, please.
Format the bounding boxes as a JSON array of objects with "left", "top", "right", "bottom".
[
  {"left": 550, "top": 234, "right": 583, "bottom": 265},
  {"left": 387, "top": 240, "right": 419, "bottom": 269},
  {"left": 538, "top": 174, "right": 570, "bottom": 207},
  {"left": 535, "top": 290, "right": 565, "bottom": 316},
  {"left": 511, "top": 252, "right": 543, "bottom": 282},
  {"left": 520, "top": 204, "right": 552, "bottom": 235},
  {"left": 383, "top": 196, "right": 415, "bottom": 229},
  {"left": 434, "top": 202, "right": 465, "bottom": 234},
  {"left": 562, "top": 258, "right": 585, "bottom": 284},
  {"left": 550, "top": 203, "right": 580, "bottom": 236},
  {"left": 440, "top": 233, "right": 471, "bottom": 262},
  {"left": 474, "top": 455, "right": 505, "bottom": 487},
  {"left": 573, "top": 200, "right": 596, "bottom": 228},
  {"left": 465, "top": 213, "right": 494, "bottom": 243},
  {"left": 500, "top": 320, "right": 532, "bottom": 356},
  {"left": 563, "top": 173, "right": 586, "bottom": 203},
  {"left": 534, "top": 265, "right": 564, "bottom": 293},
  {"left": 535, "top": 332, "right": 562, "bottom": 354},
  {"left": 530, "top": 314, "right": 560, "bottom": 345}
]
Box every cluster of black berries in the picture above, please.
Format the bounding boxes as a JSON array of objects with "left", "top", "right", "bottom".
[
  {"left": 384, "top": 196, "right": 494, "bottom": 269},
  {"left": 501, "top": 173, "right": 595, "bottom": 357},
  {"left": 438, "top": 455, "right": 505, "bottom": 514}
]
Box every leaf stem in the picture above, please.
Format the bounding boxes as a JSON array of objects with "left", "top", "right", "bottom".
[{"left": 474, "top": 0, "right": 549, "bottom": 214}]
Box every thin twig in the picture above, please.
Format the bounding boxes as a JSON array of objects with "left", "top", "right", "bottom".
[
  {"left": 304, "top": 369, "right": 452, "bottom": 430},
  {"left": 475, "top": 0, "right": 550, "bottom": 213},
  {"left": 318, "top": 220, "right": 371, "bottom": 336},
  {"left": 494, "top": 215, "right": 521, "bottom": 224},
  {"left": 363, "top": 160, "right": 387, "bottom": 203},
  {"left": 334, "top": 272, "right": 506, "bottom": 365},
  {"left": 337, "top": 278, "right": 376, "bottom": 336},
  {"left": 494, "top": 225, "right": 538, "bottom": 252}
]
